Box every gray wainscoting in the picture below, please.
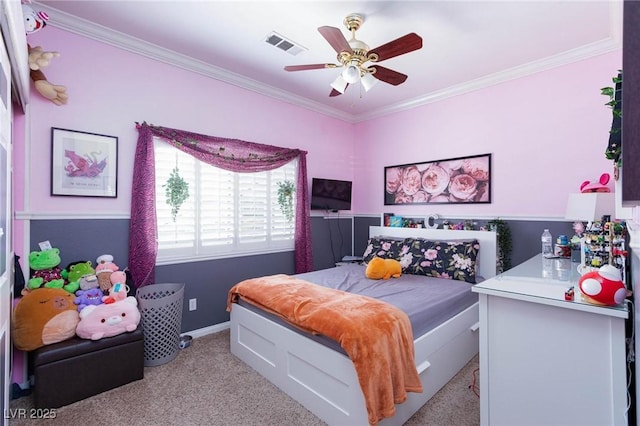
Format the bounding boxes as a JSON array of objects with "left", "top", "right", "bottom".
[{"left": 28, "top": 216, "right": 574, "bottom": 332}]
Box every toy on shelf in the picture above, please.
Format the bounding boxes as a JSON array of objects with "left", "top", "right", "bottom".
[
  {"left": 580, "top": 216, "right": 627, "bottom": 283},
  {"left": 578, "top": 264, "right": 628, "bottom": 306}
]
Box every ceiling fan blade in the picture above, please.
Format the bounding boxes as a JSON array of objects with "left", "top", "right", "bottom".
[
  {"left": 318, "top": 26, "right": 353, "bottom": 54},
  {"left": 370, "top": 65, "right": 408, "bottom": 86},
  {"left": 284, "top": 64, "right": 335, "bottom": 71},
  {"left": 329, "top": 85, "right": 348, "bottom": 97},
  {"left": 369, "top": 33, "right": 423, "bottom": 62}
]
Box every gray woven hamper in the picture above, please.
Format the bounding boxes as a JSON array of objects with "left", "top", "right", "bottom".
[{"left": 136, "top": 282, "right": 185, "bottom": 366}]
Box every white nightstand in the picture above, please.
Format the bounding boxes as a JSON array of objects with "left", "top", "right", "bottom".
[{"left": 472, "top": 254, "right": 629, "bottom": 426}]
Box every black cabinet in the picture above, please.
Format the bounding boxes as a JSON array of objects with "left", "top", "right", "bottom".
[{"left": 623, "top": 0, "right": 640, "bottom": 204}]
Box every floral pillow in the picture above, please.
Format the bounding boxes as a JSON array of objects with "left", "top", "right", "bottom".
[
  {"left": 362, "top": 237, "right": 405, "bottom": 264},
  {"left": 399, "top": 238, "right": 480, "bottom": 283}
]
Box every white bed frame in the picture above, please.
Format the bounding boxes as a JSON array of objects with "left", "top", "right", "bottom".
[{"left": 230, "top": 225, "right": 497, "bottom": 425}]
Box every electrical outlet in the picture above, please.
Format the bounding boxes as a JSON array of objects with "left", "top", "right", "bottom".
[{"left": 189, "top": 298, "right": 197, "bottom": 311}]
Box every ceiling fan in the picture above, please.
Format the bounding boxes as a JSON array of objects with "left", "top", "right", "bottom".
[{"left": 284, "top": 14, "right": 423, "bottom": 97}]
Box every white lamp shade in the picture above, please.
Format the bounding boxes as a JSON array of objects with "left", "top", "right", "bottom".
[
  {"left": 330, "top": 75, "right": 348, "bottom": 94},
  {"left": 342, "top": 64, "right": 360, "bottom": 84},
  {"left": 361, "top": 72, "right": 378, "bottom": 92},
  {"left": 564, "top": 192, "right": 616, "bottom": 221}
]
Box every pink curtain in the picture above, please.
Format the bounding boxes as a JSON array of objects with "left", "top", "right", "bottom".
[{"left": 129, "top": 122, "right": 313, "bottom": 288}]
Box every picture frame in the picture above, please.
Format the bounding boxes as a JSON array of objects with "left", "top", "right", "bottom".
[
  {"left": 384, "top": 153, "right": 491, "bottom": 205},
  {"left": 51, "top": 127, "right": 118, "bottom": 198}
]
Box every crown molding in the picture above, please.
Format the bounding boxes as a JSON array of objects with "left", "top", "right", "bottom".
[
  {"left": 35, "top": 1, "right": 623, "bottom": 124},
  {"left": 356, "top": 37, "right": 622, "bottom": 122},
  {"left": 34, "top": 3, "right": 354, "bottom": 123}
]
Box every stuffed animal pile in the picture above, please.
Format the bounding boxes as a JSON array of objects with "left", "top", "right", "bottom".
[{"left": 12, "top": 248, "right": 140, "bottom": 351}]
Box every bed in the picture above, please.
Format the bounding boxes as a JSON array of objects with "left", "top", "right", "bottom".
[{"left": 228, "top": 225, "right": 497, "bottom": 425}]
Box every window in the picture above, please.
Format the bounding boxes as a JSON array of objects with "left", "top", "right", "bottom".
[{"left": 154, "top": 139, "right": 297, "bottom": 263}]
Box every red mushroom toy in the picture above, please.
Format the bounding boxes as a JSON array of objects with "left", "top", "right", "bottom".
[{"left": 578, "top": 264, "right": 627, "bottom": 306}]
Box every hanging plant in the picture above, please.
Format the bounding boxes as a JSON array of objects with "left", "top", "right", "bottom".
[
  {"left": 277, "top": 180, "right": 295, "bottom": 222},
  {"left": 164, "top": 167, "right": 189, "bottom": 222},
  {"left": 488, "top": 218, "right": 512, "bottom": 274},
  {"left": 601, "top": 70, "right": 622, "bottom": 167}
]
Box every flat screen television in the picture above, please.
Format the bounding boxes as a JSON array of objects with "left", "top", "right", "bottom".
[{"left": 310, "top": 178, "right": 352, "bottom": 211}]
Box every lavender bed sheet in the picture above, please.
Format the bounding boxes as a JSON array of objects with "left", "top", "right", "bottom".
[{"left": 235, "top": 263, "right": 479, "bottom": 353}]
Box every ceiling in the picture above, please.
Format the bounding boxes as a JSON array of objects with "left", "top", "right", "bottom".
[{"left": 33, "top": 1, "right": 622, "bottom": 122}]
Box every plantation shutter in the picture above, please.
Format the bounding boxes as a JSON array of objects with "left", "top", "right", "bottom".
[
  {"left": 200, "top": 163, "right": 235, "bottom": 249},
  {"left": 154, "top": 139, "right": 297, "bottom": 261},
  {"left": 155, "top": 143, "right": 196, "bottom": 256},
  {"left": 238, "top": 172, "right": 268, "bottom": 246}
]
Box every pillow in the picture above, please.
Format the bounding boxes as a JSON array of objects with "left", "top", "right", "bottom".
[
  {"left": 400, "top": 238, "right": 479, "bottom": 283},
  {"left": 362, "top": 237, "right": 405, "bottom": 264}
]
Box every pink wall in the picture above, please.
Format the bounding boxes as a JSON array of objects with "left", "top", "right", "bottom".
[
  {"left": 21, "top": 27, "right": 355, "bottom": 216},
  {"left": 21, "top": 27, "right": 621, "bottom": 221},
  {"left": 353, "top": 51, "right": 622, "bottom": 218}
]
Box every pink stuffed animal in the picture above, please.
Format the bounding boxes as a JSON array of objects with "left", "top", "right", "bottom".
[
  {"left": 109, "top": 270, "right": 127, "bottom": 287},
  {"left": 95, "top": 254, "right": 119, "bottom": 292},
  {"left": 102, "top": 282, "right": 129, "bottom": 304},
  {"left": 76, "top": 296, "right": 140, "bottom": 340}
]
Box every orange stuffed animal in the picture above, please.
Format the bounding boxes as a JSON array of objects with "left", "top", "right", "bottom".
[
  {"left": 11, "top": 288, "right": 79, "bottom": 351},
  {"left": 365, "top": 257, "right": 402, "bottom": 280}
]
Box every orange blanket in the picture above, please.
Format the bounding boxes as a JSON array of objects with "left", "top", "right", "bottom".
[{"left": 226, "top": 274, "right": 423, "bottom": 425}]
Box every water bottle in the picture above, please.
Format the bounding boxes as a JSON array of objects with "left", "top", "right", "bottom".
[{"left": 541, "top": 229, "right": 553, "bottom": 257}]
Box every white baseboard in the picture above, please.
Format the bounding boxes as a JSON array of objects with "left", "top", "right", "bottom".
[{"left": 181, "top": 321, "right": 230, "bottom": 339}]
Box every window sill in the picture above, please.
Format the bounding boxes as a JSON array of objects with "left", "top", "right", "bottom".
[{"left": 155, "top": 247, "right": 295, "bottom": 266}]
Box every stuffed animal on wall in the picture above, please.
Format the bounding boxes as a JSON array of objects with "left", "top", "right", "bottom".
[
  {"left": 365, "top": 257, "right": 402, "bottom": 280},
  {"left": 76, "top": 297, "right": 141, "bottom": 340},
  {"left": 578, "top": 264, "right": 628, "bottom": 306},
  {"left": 22, "top": 3, "right": 68, "bottom": 105},
  {"left": 27, "top": 248, "right": 65, "bottom": 292},
  {"left": 11, "top": 287, "right": 80, "bottom": 351},
  {"left": 580, "top": 173, "right": 612, "bottom": 193},
  {"left": 73, "top": 288, "right": 104, "bottom": 312}
]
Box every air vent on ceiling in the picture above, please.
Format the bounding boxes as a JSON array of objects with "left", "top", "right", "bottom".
[{"left": 264, "top": 31, "right": 306, "bottom": 56}]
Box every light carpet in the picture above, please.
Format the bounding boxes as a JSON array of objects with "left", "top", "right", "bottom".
[{"left": 9, "top": 330, "right": 480, "bottom": 425}]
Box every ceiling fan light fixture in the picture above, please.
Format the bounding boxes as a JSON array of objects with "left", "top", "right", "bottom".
[
  {"left": 330, "top": 74, "right": 348, "bottom": 94},
  {"left": 342, "top": 64, "right": 360, "bottom": 84},
  {"left": 361, "top": 72, "right": 378, "bottom": 92}
]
